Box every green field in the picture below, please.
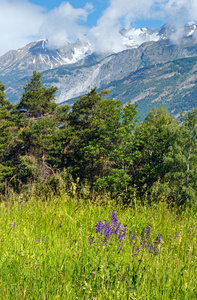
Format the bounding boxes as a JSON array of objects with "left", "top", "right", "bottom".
[{"left": 0, "top": 189, "right": 196, "bottom": 299}]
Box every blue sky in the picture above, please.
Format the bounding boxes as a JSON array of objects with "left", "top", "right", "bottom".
[
  {"left": 0, "top": 0, "right": 196, "bottom": 56},
  {"left": 29, "top": 0, "right": 108, "bottom": 27},
  {"left": 28, "top": 0, "right": 164, "bottom": 29}
]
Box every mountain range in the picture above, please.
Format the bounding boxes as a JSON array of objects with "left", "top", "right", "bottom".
[{"left": 0, "top": 22, "right": 197, "bottom": 119}]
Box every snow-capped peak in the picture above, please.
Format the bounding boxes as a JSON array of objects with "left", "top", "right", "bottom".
[{"left": 120, "top": 27, "right": 160, "bottom": 48}]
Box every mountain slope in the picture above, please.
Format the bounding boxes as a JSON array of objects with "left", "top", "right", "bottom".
[
  {"left": 98, "top": 56, "right": 197, "bottom": 120},
  {"left": 0, "top": 23, "right": 197, "bottom": 120},
  {"left": 40, "top": 39, "right": 197, "bottom": 105}
]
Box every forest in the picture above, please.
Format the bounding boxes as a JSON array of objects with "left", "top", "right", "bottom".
[{"left": 1, "top": 70, "right": 197, "bottom": 208}]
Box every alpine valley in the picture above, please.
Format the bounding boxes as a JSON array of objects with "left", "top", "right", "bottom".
[{"left": 1, "top": 22, "right": 197, "bottom": 119}]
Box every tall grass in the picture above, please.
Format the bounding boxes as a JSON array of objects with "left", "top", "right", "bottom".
[{"left": 0, "top": 191, "right": 196, "bottom": 299}]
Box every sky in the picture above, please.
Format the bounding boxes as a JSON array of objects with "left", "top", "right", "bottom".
[{"left": 0, "top": 0, "right": 197, "bottom": 56}]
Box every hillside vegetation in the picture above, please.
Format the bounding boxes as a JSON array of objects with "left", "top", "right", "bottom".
[
  {"left": 103, "top": 56, "right": 197, "bottom": 120},
  {"left": 1, "top": 71, "right": 197, "bottom": 208}
]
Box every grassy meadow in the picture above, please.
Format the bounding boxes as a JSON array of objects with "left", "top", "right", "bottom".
[{"left": 0, "top": 190, "right": 196, "bottom": 299}]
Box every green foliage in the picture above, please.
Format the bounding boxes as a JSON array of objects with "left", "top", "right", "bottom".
[
  {"left": 1, "top": 71, "right": 197, "bottom": 208},
  {"left": 161, "top": 109, "right": 197, "bottom": 207},
  {"left": 0, "top": 82, "right": 13, "bottom": 110},
  {"left": 131, "top": 107, "right": 177, "bottom": 198},
  {"left": 17, "top": 71, "right": 58, "bottom": 117},
  {"left": 64, "top": 89, "right": 139, "bottom": 198},
  {"left": 0, "top": 90, "right": 22, "bottom": 193}
]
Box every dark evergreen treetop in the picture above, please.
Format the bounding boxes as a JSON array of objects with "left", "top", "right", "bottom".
[
  {"left": 17, "top": 71, "right": 58, "bottom": 117},
  {"left": 0, "top": 82, "right": 13, "bottom": 110}
]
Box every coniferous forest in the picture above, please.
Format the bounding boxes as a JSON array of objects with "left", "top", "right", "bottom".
[
  {"left": 1, "top": 71, "right": 197, "bottom": 299},
  {"left": 1, "top": 70, "right": 197, "bottom": 208}
]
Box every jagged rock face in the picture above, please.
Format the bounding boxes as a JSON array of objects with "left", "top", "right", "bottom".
[
  {"left": 0, "top": 39, "right": 91, "bottom": 75},
  {"left": 0, "top": 22, "right": 197, "bottom": 109}
]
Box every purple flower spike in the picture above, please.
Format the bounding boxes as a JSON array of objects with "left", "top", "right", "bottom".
[
  {"left": 146, "top": 243, "right": 152, "bottom": 253},
  {"left": 12, "top": 222, "right": 16, "bottom": 228},
  {"left": 146, "top": 224, "right": 152, "bottom": 238},
  {"left": 95, "top": 221, "right": 103, "bottom": 233},
  {"left": 118, "top": 245, "right": 123, "bottom": 251},
  {"left": 123, "top": 225, "right": 127, "bottom": 239},
  {"left": 114, "top": 223, "right": 121, "bottom": 235},
  {"left": 111, "top": 210, "right": 119, "bottom": 227},
  {"left": 88, "top": 235, "right": 94, "bottom": 245},
  {"left": 155, "top": 234, "right": 162, "bottom": 245},
  {"left": 131, "top": 233, "right": 137, "bottom": 243},
  {"left": 118, "top": 225, "right": 127, "bottom": 241},
  {"left": 135, "top": 246, "right": 141, "bottom": 256},
  {"left": 140, "top": 236, "right": 145, "bottom": 245}
]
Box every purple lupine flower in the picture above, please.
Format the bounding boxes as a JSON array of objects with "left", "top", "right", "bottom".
[
  {"left": 103, "top": 222, "right": 113, "bottom": 246},
  {"left": 146, "top": 224, "right": 152, "bottom": 238},
  {"left": 118, "top": 243, "right": 123, "bottom": 251},
  {"left": 135, "top": 246, "right": 141, "bottom": 256},
  {"left": 111, "top": 210, "right": 119, "bottom": 227},
  {"left": 131, "top": 233, "right": 137, "bottom": 243},
  {"left": 95, "top": 221, "right": 103, "bottom": 233},
  {"left": 123, "top": 225, "right": 127, "bottom": 238},
  {"left": 114, "top": 222, "right": 121, "bottom": 235},
  {"left": 103, "top": 222, "right": 112, "bottom": 235},
  {"left": 12, "top": 222, "right": 16, "bottom": 228},
  {"left": 118, "top": 225, "right": 127, "bottom": 241},
  {"left": 155, "top": 234, "right": 162, "bottom": 245},
  {"left": 175, "top": 233, "right": 179, "bottom": 238},
  {"left": 88, "top": 234, "right": 94, "bottom": 245},
  {"left": 145, "top": 243, "right": 152, "bottom": 253},
  {"left": 140, "top": 236, "right": 145, "bottom": 245}
]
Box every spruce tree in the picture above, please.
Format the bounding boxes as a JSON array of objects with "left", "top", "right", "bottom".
[{"left": 17, "top": 71, "right": 57, "bottom": 117}]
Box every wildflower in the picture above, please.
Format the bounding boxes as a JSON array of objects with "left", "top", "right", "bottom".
[
  {"left": 123, "top": 225, "right": 127, "bottom": 239},
  {"left": 131, "top": 233, "right": 137, "bottom": 243},
  {"left": 88, "top": 235, "right": 94, "bottom": 245},
  {"left": 135, "top": 246, "right": 141, "bottom": 256},
  {"left": 155, "top": 234, "right": 162, "bottom": 245},
  {"left": 118, "top": 225, "right": 127, "bottom": 241},
  {"left": 146, "top": 224, "right": 152, "bottom": 238},
  {"left": 111, "top": 210, "right": 119, "bottom": 227},
  {"left": 103, "top": 222, "right": 113, "bottom": 245},
  {"left": 114, "top": 222, "right": 121, "bottom": 235},
  {"left": 145, "top": 243, "right": 152, "bottom": 253},
  {"left": 95, "top": 220, "right": 103, "bottom": 233},
  {"left": 12, "top": 222, "right": 16, "bottom": 228},
  {"left": 140, "top": 236, "right": 145, "bottom": 245}
]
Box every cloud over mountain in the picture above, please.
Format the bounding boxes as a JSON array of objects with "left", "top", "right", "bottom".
[
  {"left": 0, "top": 0, "right": 197, "bottom": 56},
  {"left": 39, "top": 2, "right": 93, "bottom": 48},
  {"left": 89, "top": 0, "right": 197, "bottom": 52}
]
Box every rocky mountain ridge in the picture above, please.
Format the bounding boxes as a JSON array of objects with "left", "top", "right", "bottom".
[{"left": 0, "top": 22, "right": 197, "bottom": 119}]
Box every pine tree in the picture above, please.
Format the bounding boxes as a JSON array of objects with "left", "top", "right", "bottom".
[
  {"left": 0, "top": 83, "right": 20, "bottom": 194},
  {"left": 17, "top": 71, "right": 57, "bottom": 117}
]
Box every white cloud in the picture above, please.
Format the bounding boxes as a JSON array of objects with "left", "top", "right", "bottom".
[
  {"left": 0, "top": 0, "right": 44, "bottom": 56},
  {"left": 0, "top": 0, "right": 197, "bottom": 57},
  {"left": 89, "top": 0, "right": 197, "bottom": 53},
  {"left": 40, "top": 2, "right": 93, "bottom": 48},
  {"left": 89, "top": 0, "right": 164, "bottom": 53},
  {"left": 0, "top": 1, "right": 92, "bottom": 56}
]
